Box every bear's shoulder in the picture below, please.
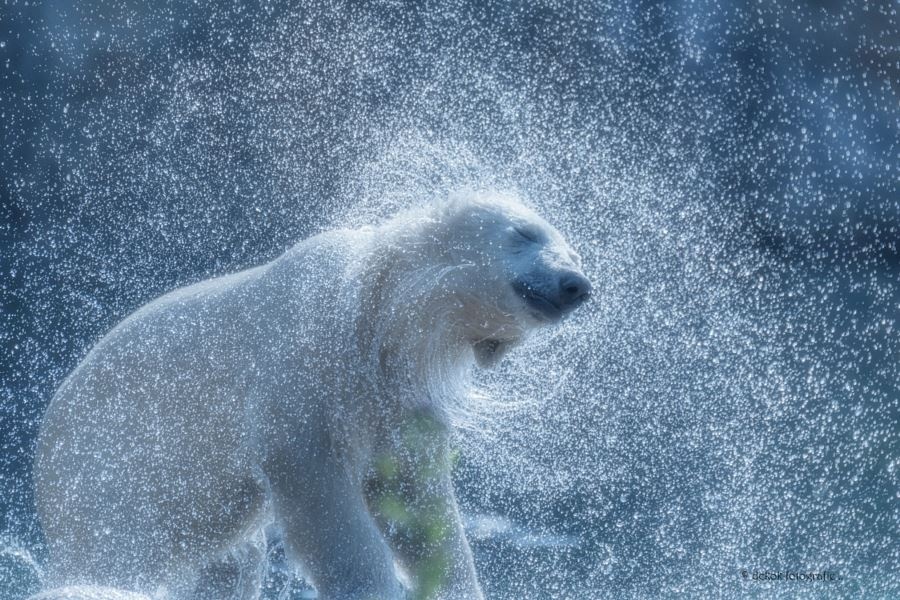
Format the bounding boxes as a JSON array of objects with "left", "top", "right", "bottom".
[{"left": 275, "top": 226, "right": 375, "bottom": 278}]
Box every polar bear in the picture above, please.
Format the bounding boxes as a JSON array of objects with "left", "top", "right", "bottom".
[{"left": 33, "top": 191, "right": 591, "bottom": 600}]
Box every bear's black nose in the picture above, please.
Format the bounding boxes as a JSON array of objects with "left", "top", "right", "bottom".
[{"left": 558, "top": 272, "right": 592, "bottom": 310}]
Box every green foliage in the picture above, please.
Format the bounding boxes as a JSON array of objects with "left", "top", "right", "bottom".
[{"left": 368, "top": 415, "right": 460, "bottom": 599}]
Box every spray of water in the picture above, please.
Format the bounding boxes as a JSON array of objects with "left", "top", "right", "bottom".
[{"left": 3, "top": 1, "right": 896, "bottom": 599}]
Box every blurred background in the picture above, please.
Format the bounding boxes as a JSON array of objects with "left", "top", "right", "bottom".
[{"left": 1, "top": 1, "right": 897, "bottom": 598}]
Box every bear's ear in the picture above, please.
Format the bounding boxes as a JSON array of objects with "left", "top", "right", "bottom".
[{"left": 473, "top": 338, "right": 515, "bottom": 368}]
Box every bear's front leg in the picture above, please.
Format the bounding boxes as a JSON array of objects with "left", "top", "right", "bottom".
[
  {"left": 267, "top": 444, "right": 405, "bottom": 600},
  {"left": 365, "top": 418, "right": 484, "bottom": 600}
]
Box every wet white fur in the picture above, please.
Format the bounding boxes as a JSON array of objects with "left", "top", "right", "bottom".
[{"left": 33, "top": 191, "right": 585, "bottom": 600}]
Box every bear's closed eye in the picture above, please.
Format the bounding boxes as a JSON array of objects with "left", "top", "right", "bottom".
[{"left": 513, "top": 226, "right": 542, "bottom": 243}]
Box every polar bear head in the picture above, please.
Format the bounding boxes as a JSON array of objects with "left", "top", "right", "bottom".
[
  {"left": 365, "top": 191, "right": 591, "bottom": 375},
  {"left": 355, "top": 193, "right": 591, "bottom": 420},
  {"left": 429, "top": 192, "right": 591, "bottom": 366}
]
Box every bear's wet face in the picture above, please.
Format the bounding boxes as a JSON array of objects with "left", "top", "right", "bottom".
[
  {"left": 496, "top": 212, "right": 591, "bottom": 327},
  {"left": 437, "top": 194, "right": 591, "bottom": 361}
]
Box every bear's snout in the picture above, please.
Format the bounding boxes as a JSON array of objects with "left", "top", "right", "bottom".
[{"left": 513, "top": 270, "right": 592, "bottom": 322}]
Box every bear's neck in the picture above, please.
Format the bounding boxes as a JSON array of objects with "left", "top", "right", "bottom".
[
  {"left": 356, "top": 239, "right": 474, "bottom": 421},
  {"left": 376, "top": 288, "right": 473, "bottom": 416}
]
